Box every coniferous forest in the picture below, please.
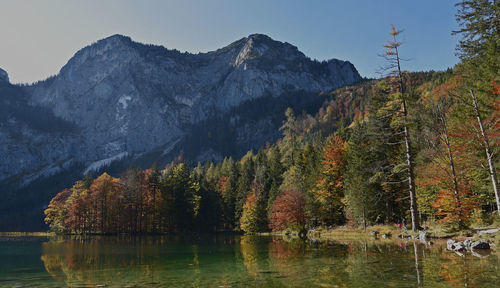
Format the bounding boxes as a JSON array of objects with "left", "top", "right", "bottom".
[{"left": 45, "top": 1, "right": 499, "bottom": 235}]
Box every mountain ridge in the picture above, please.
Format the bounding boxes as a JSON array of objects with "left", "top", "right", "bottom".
[
  {"left": 24, "top": 33, "right": 360, "bottom": 164},
  {"left": 0, "top": 33, "right": 361, "bottom": 231}
]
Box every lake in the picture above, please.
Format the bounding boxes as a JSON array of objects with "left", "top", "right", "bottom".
[{"left": 0, "top": 234, "right": 499, "bottom": 287}]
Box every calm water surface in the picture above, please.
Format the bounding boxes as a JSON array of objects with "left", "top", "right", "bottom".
[{"left": 0, "top": 234, "right": 499, "bottom": 287}]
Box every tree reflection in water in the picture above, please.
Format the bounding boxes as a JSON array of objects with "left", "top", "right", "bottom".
[
  {"left": 37, "top": 235, "right": 500, "bottom": 287},
  {"left": 41, "top": 236, "right": 162, "bottom": 287}
]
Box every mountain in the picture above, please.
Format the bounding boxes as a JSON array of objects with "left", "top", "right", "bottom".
[
  {"left": 0, "top": 34, "right": 361, "bottom": 230},
  {"left": 0, "top": 67, "right": 8, "bottom": 83}
]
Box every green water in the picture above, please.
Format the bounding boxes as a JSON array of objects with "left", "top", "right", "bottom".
[{"left": 0, "top": 235, "right": 499, "bottom": 287}]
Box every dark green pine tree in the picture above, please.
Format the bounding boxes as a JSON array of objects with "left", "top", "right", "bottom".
[
  {"left": 266, "top": 146, "right": 284, "bottom": 215},
  {"left": 235, "top": 153, "right": 255, "bottom": 228},
  {"left": 148, "top": 162, "right": 161, "bottom": 233},
  {"left": 453, "top": 0, "right": 500, "bottom": 60},
  {"left": 220, "top": 157, "right": 239, "bottom": 230},
  {"left": 254, "top": 148, "right": 270, "bottom": 231},
  {"left": 162, "top": 163, "right": 199, "bottom": 232},
  {"left": 297, "top": 142, "right": 323, "bottom": 223},
  {"left": 344, "top": 123, "right": 384, "bottom": 229},
  {"left": 193, "top": 170, "right": 221, "bottom": 232},
  {"left": 280, "top": 108, "right": 299, "bottom": 169},
  {"left": 366, "top": 80, "right": 411, "bottom": 224}
]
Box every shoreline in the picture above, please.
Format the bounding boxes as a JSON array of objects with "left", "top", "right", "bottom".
[
  {"left": 2, "top": 225, "right": 499, "bottom": 244},
  {"left": 259, "top": 224, "right": 500, "bottom": 248}
]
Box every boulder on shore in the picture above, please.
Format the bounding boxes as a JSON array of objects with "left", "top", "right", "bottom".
[
  {"left": 463, "top": 239, "right": 472, "bottom": 248},
  {"left": 447, "top": 239, "right": 456, "bottom": 250},
  {"left": 419, "top": 231, "right": 427, "bottom": 242},
  {"left": 453, "top": 242, "right": 467, "bottom": 252},
  {"left": 470, "top": 241, "right": 490, "bottom": 250},
  {"left": 447, "top": 239, "right": 490, "bottom": 252}
]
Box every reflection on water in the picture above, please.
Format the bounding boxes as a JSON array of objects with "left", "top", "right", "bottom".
[{"left": 0, "top": 235, "right": 499, "bottom": 287}]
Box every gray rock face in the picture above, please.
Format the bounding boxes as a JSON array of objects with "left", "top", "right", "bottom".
[
  {"left": 0, "top": 67, "right": 8, "bottom": 83},
  {"left": 0, "top": 33, "right": 361, "bottom": 186},
  {"left": 0, "top": 79, "right": 80, "bottom": 186}
]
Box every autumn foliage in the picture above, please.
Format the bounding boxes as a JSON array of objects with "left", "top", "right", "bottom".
[
  {"left": 418, "top": 159, "right": 477, "bottom": 228},
  {"left": 312, "top": 135, "right": 346, "bottom": 225},
  {"left": 44, "top": 164, "right": 205, "bottom": 234},
  {"left": 239, "top": 193, "right": 259, "bottom": 233},
  {"left": 269, "top": 189, "right": 306, "bottom": 231}
]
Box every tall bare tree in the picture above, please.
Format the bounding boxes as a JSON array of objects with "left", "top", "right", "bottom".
[{"left": 381, "top": 25, "right": 420, "bottom": 231}]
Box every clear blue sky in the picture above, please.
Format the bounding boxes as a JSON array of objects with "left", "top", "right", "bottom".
[{"left": 0, "top": 0, "right": 460, "bottom": 84}]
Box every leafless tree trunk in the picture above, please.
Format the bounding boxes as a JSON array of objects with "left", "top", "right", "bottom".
[
  {"left": 470, "top": 89, "right": 500, "bottom": 215},
  {"left": 392, "top": 30, "right": 420, "bottom": 231},
  {"left": 402, "top": 100, "right": 420, "bottom": 231},
  {"left": 441, "top": 116, "right": 465, "bottom": 227}
]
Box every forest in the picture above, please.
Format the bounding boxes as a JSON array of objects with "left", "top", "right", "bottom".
[{"left": 45, "top": 1, "right": 499, "bottom": 235}]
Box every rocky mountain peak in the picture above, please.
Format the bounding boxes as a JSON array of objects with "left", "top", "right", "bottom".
[
  {"left": 231, "top": 33, "right": 303, "bottom": 66},
  {"left": 86, "top": 34, "right": 134, "bottom": 52},
  {"left": 60, "top": 34, "right": 135, "bottom": 74},
  {"left": 234, "top": 36, "right": 265, "bottom": 66},
  {"left": 247, "top": 33, "right": 272, "bottom": 40},
  {"left": 0, "top": 67, "right": 9, "bottom": 83},
  {"left": 101, "top": 34, "right": 133, "bottom": 43}
]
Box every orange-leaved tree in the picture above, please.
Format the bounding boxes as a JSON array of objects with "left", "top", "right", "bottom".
[
  {"left": 311, "top": 134, "right": 346, "bottom": 225},
  {"left": 44, "top": 188, "right": 72, "bottom": 233},
  {"left": 88, "top": 172, "right": 121, "bottom": 234},
  {"left": 269, "top": 189, "right": 306, "bottom": 231},
  {"left": 416, "top": 77, "right": 479, "bottom": 229}
]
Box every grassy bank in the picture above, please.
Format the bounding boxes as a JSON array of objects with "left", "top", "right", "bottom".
[
  {"left": 313, "top": 225, "right": 398, "bottom": 240},
  {"left": 271, "top": 223, "right": 500, "bottom": 247},
  {"left": 0, "top": 232, "right": 55, "bottom": 237}
]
